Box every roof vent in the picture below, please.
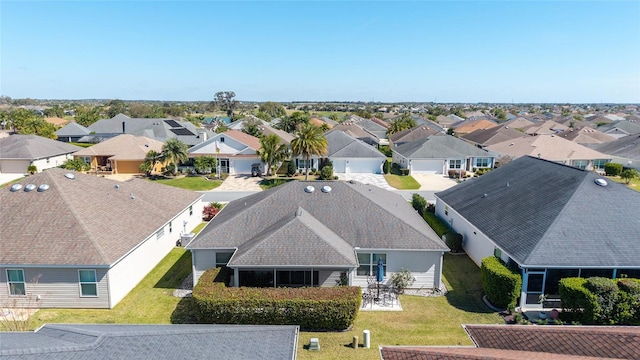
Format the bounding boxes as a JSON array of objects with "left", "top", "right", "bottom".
[
  {"left": 594, "top": 178, "right": 608, "bottom": 187},
  {"left": 130, "top": 193, "right": 135, "bottom": 200},
  {"left": 304, "top": 185, "right": 315, "bottom": 193},
  {"left": 10, "top": 184, "right": 23, "bottom": 192},
  {"left": 64, "top": 173, "right": 76, "bottom": 179},
  {"left": 24, "top": 184, "right": 36, "bottom": 192},
  {"left": 321, "top": 185, "right": 332, "bottom": 193},
  {"left": 37, "top": 184, "right": 50, "bottom": 192},
  {"left": 349, "top": 180, "right": 356, "bottom": 184},
  {"left": 482, "top": 193, "right": 488, "bottom": 198},
  {"left": 115, "top": 184, "right": 120, "bottom": 189}
]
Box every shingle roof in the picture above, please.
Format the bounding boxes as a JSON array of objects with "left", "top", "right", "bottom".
[
  {"left": 326, "top": 131, "right": 386, "bottom": 159},
  {"left": 86, "top": 114, "right": 205, "bottom": 145},
  {"left": 0, "top": 168, "right": 202, "bottom": 266},
  {"left": 522, "top": 120, "right": 569, "bottom": 135},
  {"left": 555, "top": 126, "right": 616, "bottom": 144},
  {"left": 389, "top": 125, "right": 439, "bottom": 145},
  {"left": 73, "top": 134, "right": 164, "bottom": 160},
  {"left": 486, "top": 134, "right": 610, "bottom": 161},
  {"left": 435, "top": 156, "right": 640, "bottom": 267},
  {"left": 461, "top": 126, "right": 527, "bottom": 147},
  {"left": 599, "top": 120, "right": 640, "bottom": 135},
  {"left": 224, "top": 129, "right": 261, "bottom": 150},
  {"left": 0, "top": 134, "right": 82, "bottom": 160},
  {"left": 0, "top": 324, "right": 299, "bottom": 360},
  {"left": 55, "top": 122, "right": 91, "bottom": 137},
  {"left": 393, "top": 134, "right": 491, "bottom": 159},
  {"left": 589, "top": 134, "right": 640, "bottom": 159},
  {"left": 453, "top": 120, "right": 499, "bottom": 135},
  {"left": 188, "top": 181, "right": 447, "bottom": 258},
  {"left": 327, "top": 123, "right": 381, "bottom": 145}
]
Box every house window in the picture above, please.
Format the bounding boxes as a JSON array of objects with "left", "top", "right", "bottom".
[
  {"left": 78, "top": 270, "right": 98, "bottom": 297},
  {"left": 296, "top": 159, "right": 314, "bottom": 169},
  {"left": 220, "top": 137, "right": 225, "bottom": 143},
  {"left": 449, "top": 159, "right": 462, "bottom": 169},
  {"left": 169, "top": 221, "right": 173, "bottom": 233},
  {"left": 357, "top": 253, "right": 387, "bottom": 277},
  {"left": 444, "top": 206, "right": 448, "bottom": 216},
  {"left": 475, "top": 158, "right": 490, "bottom": 168},
  {"left": 493, "top": 247, "right": 502, "bottom": 259},
  {"left": 156, "top": 228, "right": 164, "bottom": 239},
  {"left": 6, "top": 269, "right": 25, "bottom": 296},
  {"left": 276, "top": 270, "right": 319, "bottom": 287},
  {"left": 572, "top": 160, "right": 588, "bottom": 169},
  {"left": 215, "top": 252, "right": 233, "bottom": 267},
  {"left": 593, "top": 159, "right": 608, "bottom": 170},
  {"left": 189, "top": 206, "right": 193, "bottom": 216},
  {"left": 81, "top": 156, "right": 91, "bottom": 164}
]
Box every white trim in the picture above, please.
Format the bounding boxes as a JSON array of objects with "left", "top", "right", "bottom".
[
  {"left": 78, "top": 269, "right": 98, "bottom": 297},
  {"left": 6, "top": 268, "right": 26, "bottom": 297}
]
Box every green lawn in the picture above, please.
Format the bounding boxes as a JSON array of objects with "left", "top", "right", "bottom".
[
  {"left": 384, "top": 174, "right": 421, "bottom": 190},
  {"left": 150, "top": 176, "right": 222, "bottom": 191},
  {"left": 608, "top": 175, "right": 640, "bottom": 192}
]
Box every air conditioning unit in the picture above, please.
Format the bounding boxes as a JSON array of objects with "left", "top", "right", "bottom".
[{"left": 177, "top": 233, "right": 195, "bottom": 247}]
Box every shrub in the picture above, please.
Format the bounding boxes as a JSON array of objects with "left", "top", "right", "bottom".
[
  {"left": 448, "top": 169, "right": 466, "bottom": 178},
  {"left": 411, "top": 193, "right": 427, "bottom": 216},
  {"left": 399, "top": 168, "right": 410, "bottom": 176},
  {"left": 616, "top": 279, "right": 640, "bottom": 325},
  {"left": 604, "top": 162, "right": 623, "bottom": 176},
  {"left": 383, "top": 159, "right": 391, "bottom": 174},
  {"left": 391, "top": 268, "right": 415, "bottom": 294},
  {"left": 192, "top": 268, "right": 361, "bottom": 331},
  {"left": 426, "top": 203, "right": 435, "bottom": 213},
  {"left": 319, "top": 164, "right": 334, "bottom": 180},
  {"left": 202, "top": 202, "right": 223, "bottom": 221},
  {"left": 287, "top": 160, "right": 296, "bottom": 176},
  {"left": 379, "top": 145, "right": 392, "bottom": 157},
  {"left": 27, "top": 165, "right": 37, "bottom": 174},
  {"left": 480, "top": 256, "right": 522, "bottom": 310},
  {"left": 445, "top": 232, "right": 463, "bottom": 253},
  {"left": 585, "top": 277, "right": 619, "bottom": 324},
  {"left": 621, "top": 169, "right": 639, "bottom": 184},
  {"left": 559, "top": 277, "right": 598, "bottom": 324},
  {"left": 423, "top": 212, "right": 450, "bottom": 238}
]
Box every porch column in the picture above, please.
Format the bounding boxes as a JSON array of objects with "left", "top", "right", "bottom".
[
  {"left": 233, "top": 268, "right": 239, "bottom": 287},
  {"left": 519, "top": 270, "right": 528, "bottom": 309},
  {"left": 273, "top": 268, "right": 277, "bottom": 288}
]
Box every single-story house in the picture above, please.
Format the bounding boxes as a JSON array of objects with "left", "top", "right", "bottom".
[
  {"left": 486, "top": 134, "right": 612, "bottom": 171},
  {"left": 392, "top": 134, "right": 495, "bottom": 174},
  {"left": 188, "top": 130, "right": 262, "bottom": 174},
  {"left": 0, "top": 134, "right": 81, "bottom": 180},
  {"left": 388, "top": 125, "right": 439, "bottom": 148},
  {"left": 0, "top": 324, "right": 299, "bottom": 359},
  {"left": 521, "top": 120, "right": 569, "bottom": 135},
  {"left": 325, "top": 131, "right": 386, "bottom": 174},
  {"left": 461, "top": 125, "right": 527, "bottom": 148},
  {"left": 434, "top": 156, "right": 640, "bottom": 309},
  {"left": 587, "top": 134, "right": 640, "bottom": 171},
  {"left": 327, "top": 122, "right": 384, "bottom": 147},
  {"left": 55, "top": 121, "right": 91, "bottom": 143},
  {"left": 0, "top": 168, "right": 203, "bottom": 308},
  {"left": 597, "top": 120, "right": 640, "bottom": 139},
  {"left": 72, "top": 134, "right": 165, "bottom": 174},
  {"left": 555, "top": 126, "right": 616, "bottom": 145},
  {"left": 186, "top": 180, "right": 449, "bottom": 291},
  {"left": 451, "top": 119, "right": 498, "bottom": 136}
]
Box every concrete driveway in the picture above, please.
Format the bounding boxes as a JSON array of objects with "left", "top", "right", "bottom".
[
  {"left": 212, "top": 174, "right": 263, "bottom": 191},
  {"left": 411, "top": 174, "right": 458, "bottom": 191},
  {"left": 336, "top": 173, "right": 394, "bottom": 190},
  {"left": 0, "top": 173, "right": 26, "bottom": 186}
]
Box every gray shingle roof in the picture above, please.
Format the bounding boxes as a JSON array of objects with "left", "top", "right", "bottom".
[
  {"left": 389, "top": 125, "right": 439, "bottom": 145},
  {"left": 326, "top": 131, "right": 385, "bottom": 159},
  {"left": 0, "top": 134, "right": 82, "bottom": 160},
  {"left": 394, "top": 134, "right": 492, "bottom": 159},
  {"left": 188, "top": 181, "right": 447, "bottom": 263},
  {"left": 599, "top": 120, "right": 640, "bottom": 135},
  {"left": 589, "top": 134, "right": 640, "bottom": 159},
  {"left": 55, "top": 122, "right": 90, "bottom": 137},
  {"left": 0, "top": 324, "right": 299, "bottom": 360},
  {"left": 0, "top": 168, "right": 202, "bottom": 266},
  {"left": 461, "top": 126, "right": 527, "bottom": 147},
  {"left": 435, "top": 156, "right": 640, "bottom": 267}
]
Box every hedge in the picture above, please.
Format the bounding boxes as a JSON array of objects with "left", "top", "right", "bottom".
[
  {"left": 604, "top": 162, "right": 623, "bottom": 176},
  {"left": 423, "top": 212, "right": 450, "bottom": 238},
  {"left": 480, "top": 256, "right": 521, "bottom": 310},
  {"left": 558, "top": 277, "right": 599, "bottom": 324},
  {"left": 192, "top": 268, "right": 361, "bottom": 331},
  {"left": 585, "top": 277, "right": 619, "bottom": 324}
]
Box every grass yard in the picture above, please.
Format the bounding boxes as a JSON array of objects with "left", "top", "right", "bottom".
[
  {"left": 150, "top": 176, "right": 222, "bottom": 191},
  {"left": 608, "top": 175, "right": 640, "bottom": 192},
  {"left": 384, "top": 174, "right": 421, "bottom": 190}
]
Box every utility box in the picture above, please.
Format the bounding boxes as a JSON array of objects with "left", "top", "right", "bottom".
[
  {"left": 363, "top": 330, "right": 370, "bottom": 349},
  {"left": 308, "top": 338, "right": 320, "bottom": 351}
]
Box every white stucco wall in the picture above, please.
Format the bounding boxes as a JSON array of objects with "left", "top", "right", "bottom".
[
  {"left": 31, "top": 154, "right": 75, "bottom": 172},
  {"left": 350, "top": 250, "right": 443, "bottom": 290}
]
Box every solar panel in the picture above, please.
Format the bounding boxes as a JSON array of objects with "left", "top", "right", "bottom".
[
  {"left": 164, "top": 120, "right": 181, "bottom": 128},
  {"left": 170, "top": 128, "right": 195, "bottom": 136}
]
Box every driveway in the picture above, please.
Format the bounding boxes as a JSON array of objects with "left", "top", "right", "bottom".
[
  {"left": 411, "top": 174, "right": 458, "bottom": 191},
  {"left": 0, "top": 173, "right": 26, "bottom": 186},
  {"left": 336, "top": 173, "right": 394, "bottom": 191},
  {"left": 212, "top": 174, "right": 263, "bottom": 191}
]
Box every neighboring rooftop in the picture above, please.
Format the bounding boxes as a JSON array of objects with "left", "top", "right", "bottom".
[
  {"left": 393, "top": 134, "right": 491, "bottom": 159},
  {"left": 0, "top": 134, "right": 82, "bottom": 160},
  {"left": 73, "top": 134, "right": 164, "bottom": 160}
]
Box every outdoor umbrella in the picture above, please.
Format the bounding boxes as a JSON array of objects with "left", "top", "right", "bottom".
[{"left": 376, "top": 257, "right": 384, "bottom": 299}]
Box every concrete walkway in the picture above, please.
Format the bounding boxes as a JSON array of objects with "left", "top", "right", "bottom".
[
  {"left": 411, "top": 174, "right": 458, "bottom": 191},
  {"left": 336, "top": 173, "right": 395, "bottom": 191},
  {"left": 212, "top": 174, "right": 263, "bottom": 191}
]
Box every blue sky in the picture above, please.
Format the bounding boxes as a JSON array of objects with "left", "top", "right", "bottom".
[{"left": 2, "top": 1, "right": 639, "bottom": 103}]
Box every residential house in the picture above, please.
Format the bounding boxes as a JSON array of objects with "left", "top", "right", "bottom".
[
  {"left": 502, "top": 117, "right": 535, "bottom": 131},
  {"left": 555, "top": 126, "right": 616, "bottom": 145},
  {"left": 388, "top": 125, "right": 440, "bottom": 148},
  {"left": 328, "top": 122, "right": 384, "bottom": 147},
  {"left": 461, "top": 125, "right": 527, "bottom": 148},
  {"left": 0, "top": 324, "right": 299, "bottom": 359},
  {"left": 44, "top": 117, "right": 69, "bottom": 128},
  {"left": 72, "top": 134, "right": 165, "bottom": 174},
  {"left": 597, "top": 120, "right": 640, "bottom": 139},
  {"left": 55, "top": 121, "right": 91, "bottom": 143},
  {"left": 0, "top": 168, "right": 203, "bottom": 308},
  {"left": 0, "top": 134, "right": 81, "bottom": 180},
  {"left": 588, "top": 134, "right": 640, "bottom": 171},
  {"left": 392, "top": 134, "right": 495, "bottom": 174},
  {"left": 186, "top": 180, "right": 449, "bottom": 290},
  {"left": 228, "top": 115, "right": 294, "bottom": 145},
  {"left": 380, "top": 325, "right": 640, "bottom": 360},
  {"left": 521, "top": 120, "right": 569, "bottom": 135},
  {"left": 451, "top": 119, "right": 498, "bottom": 137},
  {"left": 486, "top": 134, "right": 611, "bottom": 171},
  {"left": 325, "top": 131, "right": 386, "bottom": 174},
  {"left": 188, "top": 130, "right": 261, "bottom": 174},
  {"left": 434, "top": 156, "right": 640, "bottom": 309}
]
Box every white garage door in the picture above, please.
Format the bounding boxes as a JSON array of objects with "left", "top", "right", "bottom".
[
  {"left": 0, "top": 160, "right": 30, "bottom": 174},
  {"left": 230, "top": 159, "right": 256, "bottom": 174},
  {"left": 411, "top": 160, "right": 443, "bottom": 174},
  {"left": 332, "top": 159, "right": 347, "bottom": 173},
  {"left": 348, "top": 159, "right": 383, "bottom": 174}
]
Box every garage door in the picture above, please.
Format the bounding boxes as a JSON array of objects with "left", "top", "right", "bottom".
[
  {"left": 332, "top": 159, "right": 347, "bottom": 173},
  {"left": 348, "top": 159, "right": 383, "bottom": 174},
  {"left": 231, "top": 159, "right": 256, "bottom": 174},
  {"left": 0, "top": 160, "right": 30, "bottom": 174},
  {"left": 411, "top": 160, "right": 443, "bottom": 174}
]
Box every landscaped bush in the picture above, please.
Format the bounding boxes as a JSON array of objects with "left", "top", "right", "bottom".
[
  {"left": 411, "top": 193, "right": 427, "bottom": 216},
  {"left": 558, "top": 277, "right": 598, "bottom": 324},
  {"left": 604, "top": 162, "right": 623, "bottom": 176},
  {"left": 445, "top": 232, "right": 463, "bottom": 253},
  {"left": 616, "top": 279, "right": 640, "bottom": 325},
  {"left": 287, "top": 160, "right": 296, "bottom": 176},
  {"left": 192, "top": 268, "right": 361, "bottom": 331},
  {"left": 383, "top": 159, "right": 391, "bottom": 174},
  {"left": 379, "top": 145, "right": 392, "bottom": 157},
  {"left": 319, "top": 164, "right": 334, "bottom": 180},
  {"left": 423, "top": 212, "right": 450, "bottom": 238},
  {"left": 448, "top": 169, "right": 466, "bottom": 178},
  {"left": 391, "top": 268, "right": 415, "bottom": 294},
  {"left": 585, "top": 277, "right": 619, "bottom": 324},
  {"left": 480, "top": 256, "right": 521, "bottom": 310},
  {"left": 391, "top": 163, "right": 410, "bottom": 176},
  {"left": 202, "top": 202, "right": 223, "bottom": 221}
]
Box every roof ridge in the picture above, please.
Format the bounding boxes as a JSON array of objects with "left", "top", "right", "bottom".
[{"left": 294, "top": 208, "right": 355, "bottom": 264}]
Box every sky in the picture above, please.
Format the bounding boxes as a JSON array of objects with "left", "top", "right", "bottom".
[{"left": 1, "top": 1, "right": 639, "bottom": 103}]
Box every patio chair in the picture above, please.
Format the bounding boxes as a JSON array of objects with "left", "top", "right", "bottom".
[
  {"left": 362, "top": 292, "right": 373, "bottom": 309},
  {"left": 384, "top": 287, "right": 399, "bottom": 306}
]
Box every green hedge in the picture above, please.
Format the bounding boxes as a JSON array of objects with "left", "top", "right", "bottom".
[
  {"left": 559, "top": 277, "right": 599, "bottom": 324},
  {"left": 423, "top": 212, "right": 450, "bottom": 238},
  {"left": 192, "top": 268, "right": 361, "bottom": 331},
  {"left": 480, "top": 257, "right": 521, "bottom": 310},
  {"left": 604, "top": 162, "right": 623, "bottom": 176}
]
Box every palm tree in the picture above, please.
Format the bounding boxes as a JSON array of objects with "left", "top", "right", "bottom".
[
  {"left": 257, "top": 134, "right": 288, "bottom": 176},
  {"left": 290, "top": 123, "right": 328, "bottom": 180},
  {"left": 161, "top": 138, "right": 189, "bottom": 176},
  {"left": 140, "top": 150, "right": 163, "bottom": 176}
]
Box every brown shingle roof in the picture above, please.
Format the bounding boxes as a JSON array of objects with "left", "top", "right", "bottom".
[
  {"left": 0, "top": 168, "right": 202, "bottom": 266},
  {"left": 73, "top": 134, "right": 164, "bottom": 160},
  {"left": 380, "top": 346, "right": 606, "bottom": 360},
  {"left": 224, "top": 129, "right": 261, "bottom": 150}
]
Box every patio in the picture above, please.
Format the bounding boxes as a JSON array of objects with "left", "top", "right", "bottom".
[{"left": 360, "top": 283, "right": 403, "bottom": 311}]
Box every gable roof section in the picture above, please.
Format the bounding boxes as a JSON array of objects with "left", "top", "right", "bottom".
[
  {"left": 55, "top": 122, "right": 91, "bottom": 137},
  {"left": 389, "top": 125, "right": 439, "bottom": 145},
  {"left": 461, "top": 126, "right": 526, "bottom": 147},
  {"left": 0, "top": 168, "right": 202, "bottom": 266},
  {"left": 435, "top": 156, "right": 640, "bottom": 267},
  {"left": 325, "top": 131, "right": 385, "bottom": 159},
  {"left": 555, "top": 126, "right": 616, "bottom": 144},
  {"left": 522, "top": 120, "right": 569, "bottom": 135},
  {"left": 453, "top": 119, "right": 498, "bottom": 134},
  {"left": 503, "top": 117, "right": 535, "bottom": 130},
  {"left": 599, "top": 119, "right": 640, "bottom": 135},
  {"left": 73, "top": 134, "right": 164, "bottom": 160},
  {"left": 224, "top": 129, "right": 261, "bottom": 150},
  {"left": 0, "top": 134, "right": 82, "bottom": 160},
  {"left": 394, "top": 134, "right": 491, "bottom": 159},
  {"left": 86, "top": 114, "right": 204, "bottom": 145},
  {"left": 188, "top": 180, "right": 447, "bottom": 252},
  {"left": 327, "top": 123, "right": 380, "bottom": 145},
  {"left": 589, "top": 134, "right": 640, "bottom": 159},
  {"left": 486, "top": 134, "right": 611, "bottom": 161},
  {"left": 0, "top": 324, "right": 299, "bottom": 360}
]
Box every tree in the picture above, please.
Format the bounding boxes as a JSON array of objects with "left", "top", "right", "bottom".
[
  {"left": 194, "top": 156, "right": 217, "bottom": 174},
  {"left": 43, "top": 105, "right": 64, "bottom": 118},
  {"left": 386, "top": 114, "right": 416, "bottom": 135},
  {"left": 214, "top": 91, "right": 238, "bottom": 118},
  {"left": 75, "top": 106, "right": 101, "bottom": 127},
  {"left": 290, "top": 123, "right": 328, "bottom": 180},
  {"left": 105, "top": 99, "right": 127, "bottom": 118},
  {"left": 621, "top": 169, "right": 639, "bottom": 184},
  {"left": 140, "top": 150, "right": 163, "bottom": 176},
  {"left": 62, "top": 158, "right": 90, "bottom": 172},
  {"left": 241, "top": 116, "right": 264, "bottom": 138},
  {"left": 257, "top": 134, "right": 288, "bottom": 176},
  {"left": 277, "top": 111, "right": 309, "bottom": 133},
  {"left": 161, "top": 138, "right": 189, "bottom": 176},
  {"left": 411, "top": 193, "right": 427, "bottom": 216},
  {"left": 258, "top": 101, "right": 286, "bottom": 119}
]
